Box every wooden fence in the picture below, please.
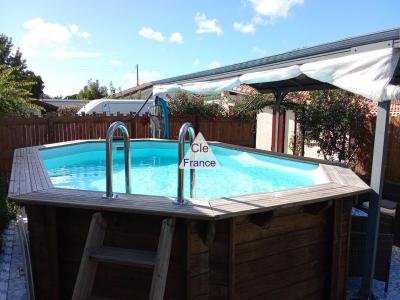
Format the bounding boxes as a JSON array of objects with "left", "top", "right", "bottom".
[
  {"left": 0, "top": 114, "right": 256, "bottom": 181},
  {"left": 355, "top": 116, "right": 400, "bottom": 182},
  {"left": 1, "top": 113, "right": 399, "bottom": 184}
]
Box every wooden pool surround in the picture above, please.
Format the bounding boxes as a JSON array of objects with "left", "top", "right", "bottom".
[
  {"left": 8, "top": 139, "right": 370, "bottom": 220},
  {"left": 8, "top": 139, "right": 371, "bottom": 299}
]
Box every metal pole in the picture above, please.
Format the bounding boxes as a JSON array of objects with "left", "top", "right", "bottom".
[
  {"left": 136, "top": 64, "right": 139, "bottom": 86},
  {"left": 274, "top": 90, "right": 286, "bottom": 152},
  {"left": 359, "top": 100, "right": 391, "bottom": 299},
  {"left": 103, "top": 121, "right": 131, "bottom": 198},
  {"left": 176, "top": 122, "right": 195, "bottom": 205}
]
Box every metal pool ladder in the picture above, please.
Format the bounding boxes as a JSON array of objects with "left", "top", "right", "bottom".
[
  {"left": 175, "top": 122, "right": 196, "bottom": 205},
  {"left": 103, "top": 121, "right": 131, "bottom": 199}
]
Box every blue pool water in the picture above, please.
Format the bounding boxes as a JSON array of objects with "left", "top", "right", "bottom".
[{"left": 39, "top": 141, "right": 328, "bottom": 199}]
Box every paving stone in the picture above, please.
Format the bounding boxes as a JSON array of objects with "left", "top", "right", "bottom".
[
  {"left": 0, "top": 221, "right": 27, "bottom": 300},
  {"left": 347, "top": 246, "right": 400, "bottom": 299}
]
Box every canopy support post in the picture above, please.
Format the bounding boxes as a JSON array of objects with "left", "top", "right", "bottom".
[
  {"left": 273, "top": 90, "right": 287, "bottom": 152},
  {"left": 359, "top": 100, "right": 390, "bottom": 299}
]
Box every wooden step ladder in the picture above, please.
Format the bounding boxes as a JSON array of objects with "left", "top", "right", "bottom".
[{"left": 72, "top": 213, "right": 175, "bottom": 300}]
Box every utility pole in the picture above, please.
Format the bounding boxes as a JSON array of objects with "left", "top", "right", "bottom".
[{"left": 136, "top": 64, "right": 139, "bottom": 86}]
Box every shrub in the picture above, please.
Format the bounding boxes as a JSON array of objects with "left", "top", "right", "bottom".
[
  {"left": 0, "top": 178, "right": 17, "bottom": 250},
  {"left": 295, "top": 90, "right": 371, "bottom": 167},
  {"left": 168, "top": 92, "right": 223, "bottom": 118},
  {"left": 230, "top": 93, "right": 274, "bottom": 119},
  {"left": 57, "top": 105, "right": 81, "bottom": 115}
]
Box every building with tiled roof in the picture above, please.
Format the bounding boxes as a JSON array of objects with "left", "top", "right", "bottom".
[
  {"left": 111, "top": 82, "right": 153, "bottom": 99},
  {"left": 285, "top": 91, "right": 400, "bottom": 116},
  {"left": 368, "top": 99, "right": 400, "bottom": 116},
  {"left": 229, "top": 84, "right": 259, "bottom": 95}
]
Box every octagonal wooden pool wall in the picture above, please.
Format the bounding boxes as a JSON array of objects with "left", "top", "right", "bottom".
[{"left": 8, "top": 140, "right": 370, "bottom": 299}]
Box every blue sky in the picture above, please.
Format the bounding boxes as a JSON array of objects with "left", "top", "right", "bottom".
[{"left": 1, "top": 0, "right": 399, "bottom": 96}]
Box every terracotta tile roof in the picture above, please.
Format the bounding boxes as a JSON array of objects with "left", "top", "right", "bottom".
[
  {"left": 111, "top": 82, "right": 153, "bottom": 98},
  {"left": 368, "top": 99, "right": 400, "bottom": 116},
  {"left": 285, "top": 91, "right": 400, "bottom": 116},
  {"left": 230, "top": 84, "right": 259, "bottom": 95}
]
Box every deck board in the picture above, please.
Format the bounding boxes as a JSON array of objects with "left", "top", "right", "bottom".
[{"left": 8, "top": 140, "right": 371, "bottom": 220}]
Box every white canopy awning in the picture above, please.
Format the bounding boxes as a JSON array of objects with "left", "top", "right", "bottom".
[
  {"left": 153, "top": 77, "right": 240, "bottom": 97},
  {"left": 153, "top": 48, "right": 400, "bottom": 102},
  {"left": 300, "top": 48, "right": 400, "bottom": 101},
  {"left": 240, "top": 65, "right": 302, "bottom": 85}
]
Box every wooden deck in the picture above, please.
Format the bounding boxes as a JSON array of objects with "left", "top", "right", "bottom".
[{"left": 8, "top": 139, "right": 371, "bottom": 220}]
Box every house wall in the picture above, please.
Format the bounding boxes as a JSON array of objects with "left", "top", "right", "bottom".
[
  {"left": 304, "top": 143, "right": 325, "bottom": 160},
  {"left": 256, "top": 107, "right": 273, "bottom": 151},
  {"left": 256, "top": 108, "right": 295, "bottom": 154},
  {"left": 283, "top": 110, "right": 296, "bottom": 154}
]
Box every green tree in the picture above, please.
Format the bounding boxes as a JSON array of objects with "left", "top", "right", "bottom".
[
  {"left": 77, "top": 79, "right": 108, "bottom": 100},
  {"left": 0, "top": 65, "right": 38, "bottom": 116},
  {"left": 0, "top": 34, "right": 44, "bottom": 98},
  {"left": 64, "top": 94, "right": 78, "bottom": 99},
  {"left": 295, "top": 90, "right": 371, "bottom": 166},
  {"left": 230, "top": 93, "right": 274, "bottom": 119}
]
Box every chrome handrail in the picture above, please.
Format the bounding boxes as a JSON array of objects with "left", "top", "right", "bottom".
[
  {"left": 103, "top": 121, "right": 131, "bottom": 198},
  {"left": 175, "top": 122, "right": 196, "bottom": 205}
]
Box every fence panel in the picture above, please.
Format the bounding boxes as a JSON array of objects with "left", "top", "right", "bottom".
[
  {"left": 2, "top": 113, "right": 398, "bottom": 183},
  {"left": 355, "top": 116, "right": 400, "bottom": 182},
  {"left": 0, "top": 115, "right": 254, "bottom": 181}
]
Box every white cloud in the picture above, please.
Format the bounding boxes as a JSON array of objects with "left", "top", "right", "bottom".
[
  {"left": 233, "top": 22, "right": 255, "bottom": 34},
  {"left": 69, "top": 24, "right": 90, "bottom": 38},
  {"left": 194, "top": 13, "right": 223, "bottom": 36},
  {"left": 169, "top": 32, "right": 184, "bottom": 44},
  {"left": 193, "top": 59, "right": 200, "bottom": 66},
  {"left": 111, "top": 59, "right": 122, "bottom": 65},
  {"left": 138, "top": 27, "right": 165, "bottom": 42},
  {"left": 123, "top": 70, "right": 162, "bottom": 87},
  {"left": 21, "top": 18, "right": 96, "bottom": 59},
  {"left": 207, "top": 60, "right": 221, "bottom": 69},
  {"left": 22, "top": 18, "right": 71, "bottom": 47},
  {"left": 252, "top": 46, "right": 267, "bottom": 56},
  {"left": 248, "top": 0, "right": 304, "bottom": 18}
]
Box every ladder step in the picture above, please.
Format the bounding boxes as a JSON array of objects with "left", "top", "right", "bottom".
[{"left": 90, "top": 246, "right": 156, "bottom": 268}]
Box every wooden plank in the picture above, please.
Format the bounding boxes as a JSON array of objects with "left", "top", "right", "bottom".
[
  {"left": 208, "top": 219, "right": 231, "bottom": 299},
  {"left": 90, "top": 246, "right": 156, "bottom": 268},
  {"left": 235, "top": 209, "right": 328, "bottom": 244},
  {"left": 187, "top": 220, "right": 210, "bottom": 299},
  {"left": 228, "top": 218, "right": 235, "bottom": 300},
  {"left": 329, "top": 197, "right": 353, "bottom": 300},
  {"left": 12, "top": 188, "right": 216, "bottom": 220},
  {"left": 150, "top": 218, "right": 176, "bottom": 300},
  {"left": 72, "top": 212, "right": 107, "bottom": 300},
  {"left": 235, "top": 242, "right": 327, "bottom": 283},
  {"left": 241, "top": 276, "right": 326, "bottom": 300},
  {"left": 209, "top": 185, "right": 366, "bottom": 219},
  {"left": 235, "top": 226, "right": 327, "bottom": 264},
  {"left": 25, "top": 205, "right": 60, "bottom": 300}
]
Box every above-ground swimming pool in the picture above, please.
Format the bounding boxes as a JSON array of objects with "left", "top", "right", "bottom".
[
  {"left": 39, "top": 140, "right": 328, "bottom": 199},
  {"left": 9, "top": 139, "right": 370, "bottom": 300}
]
